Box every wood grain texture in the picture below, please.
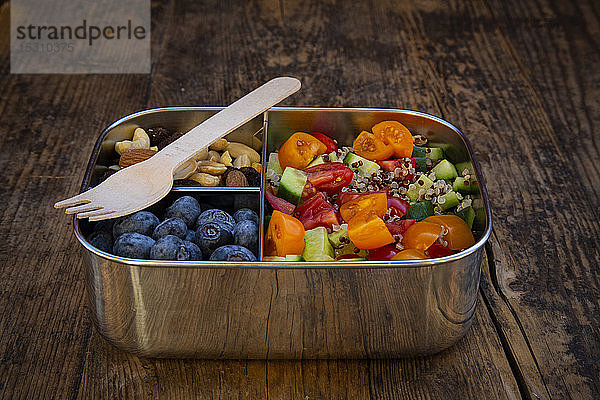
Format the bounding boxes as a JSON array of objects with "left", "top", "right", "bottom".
[{"left": 0, "top": 0, "right": 599, "bottom": 398}]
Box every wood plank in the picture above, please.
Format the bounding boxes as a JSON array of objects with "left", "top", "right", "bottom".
[
  {"left": 0, "top": 1, "right": 172, "bottom": 399},
  {"left": 398, "top": 0, "right": 600, "bottom": 397},
  {"left": 77, "top": 304, "right": 519, "bottom": 399}
]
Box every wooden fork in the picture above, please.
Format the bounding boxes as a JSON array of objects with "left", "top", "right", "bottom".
[{"left": 54, "top": 77, "right": 301, "bottom": 221}]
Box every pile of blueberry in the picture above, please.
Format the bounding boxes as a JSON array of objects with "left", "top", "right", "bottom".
[{"left": 87, "top": 196, "right": 258, "bottom": 261}]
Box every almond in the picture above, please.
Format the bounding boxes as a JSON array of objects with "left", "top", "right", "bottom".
[{"left": 119, "top": 148, "right": 157, "bottom": 167}]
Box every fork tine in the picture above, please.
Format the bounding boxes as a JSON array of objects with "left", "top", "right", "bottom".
[
  {"left": 78, "top": 209, "right": 117, "bottom": 221},
  {"left": 64, "top": 203, "right": 102, "bottom": 215},
  {"left": 54, "top": 192, "right": 92, "bottom": 209}
]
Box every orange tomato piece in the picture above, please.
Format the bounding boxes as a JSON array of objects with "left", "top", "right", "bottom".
[
  {"left": 392, "top": 249, "right": 428, "bottom": 260},
  {"left": 424, "top": 215, "right": 475, "bottom": 250},
  {"left": 339, "top": 192, "right": 388, "bottom": 222},
  {"left": 278, "top": 132, "right": 327, "bottom": 170},
  {"left": 347, "top": 212, "right": 395, "bottom": 250},
  {"left": 402, "top": 221, "right": 443, "bottom": 251},
  {"left": 372, "top": 121, "right": 413, "bottom": 158},
  {"left": 265, "top": 210, "right": 305, "bottom": 256},
  {"left": 353, "top": 131, "right": 393, "bottom": 161}
]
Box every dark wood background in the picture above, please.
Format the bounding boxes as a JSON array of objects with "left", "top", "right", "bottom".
[{"left": 0, "top": 0, "right": 598, "bottom": 398}]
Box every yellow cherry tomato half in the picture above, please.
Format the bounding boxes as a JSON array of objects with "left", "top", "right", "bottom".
[
  {"left": 339, "top": 192, "right": 388, "bottom": 222},
  {"left": 424, "top": 215, "right": 475, "bottom": 250},
  {"left": 348, "top": 212, "right": 395, "bottom": 250},
  {"left": 401, "top": 221, "right": 443, "bottom": 251},
  {"left": 372, "top": 121, "right": 413, "bottom": 158},
  {"left": 353, "top": 131, "right": 394, "bottom": 161},
  {"left": 391, "top": 249, "right": 428, "bottom": 260},
  {"left": 265, "top": 211, "right": 306, "bottom": 256},
  {"left": 278, "top": 132, "right": 328, "bottom": 170}
]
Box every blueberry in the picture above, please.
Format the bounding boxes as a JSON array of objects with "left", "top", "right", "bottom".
[
  {"left": 209, "top": 245, "right": 257, "bottom": 261},
  {"left": 185, "top": 229, "right": 196, "bottom": 242},
  {"left": 182, "top": 240, "right": 203, "bottom": 261},
  {"left": 233, "top": 208, "right": 259, "bottom": 224},
  {"left": 113, "top": 233, "right": 155, "bottom": 259},
  {"left": 113, "top": 211, "right": 160, "bottom": 238},
  {"left": 93, "top": 219, "right": 115, "bottom": 234},
  {"left": 194, "top": 220, "right": 233, "bottom": 256},
  {"left": 152, "top": 217, "right": 187, "bottom": 240},
  {"left": 195, "top": 209, "right": 235, "bottom": 231},
  {"left": 165, "top": 196, "right": 202, "bottom": 227},
  {"left": 87, "top": 230, "right": 113, "bottom": 253},
  {"left": 233, "top": 220, "right": 258, "bottom": 253}
]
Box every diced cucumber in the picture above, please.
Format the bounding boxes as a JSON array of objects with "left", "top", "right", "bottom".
[
  {"left": 263, "top": 254, "right": 304, "bottom": 262},
  {"left": 455, "top": 206, "right": 476, "bottom": 229},
  {"left": 406, "top": 174, "right": 434, "bottom": 202},
  {"left": 428, "top": 142, "right": 461, "bottom": 162},
  {"left": 403, "top": 201, "right": 434, "bottom": 221},
  {"left": 328, "top": 228, "right": 367, "bottom": 259},
  {"left": 453, "top": 177, "right": 480, "bottom": 194},
  {"left": 343, "top": 152, "right": 380, "bottom": 177},
  {"left": 303, "top": 227, "right": 335, "bottom": 261},
  {"left": 455, "top": 161, "right": 474, "bottom": 176},
  {"left": 412, "top": 146, "right": 444, "bottom": 161},
  {"left": 431, "top": 159, "right": 458, "bottom": 181},
  {"left": 267, "top": 152, "right": 283, "bottom": 175},
  {"left": 439, "top": 191, "right": 460, "bottom": 211},
  {"left": 263, "top": 256, "right": 285, "bottom": 262},
  {"left": 278, "top": 167, "right": 307, "bottom": 205},
  {"left": 307, "top": 151, "right": 338, "bottom": 167}
]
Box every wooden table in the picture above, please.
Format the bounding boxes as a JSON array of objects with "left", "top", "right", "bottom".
[{"left": 1, "top": 0, "right": 598, "bottom": 398}]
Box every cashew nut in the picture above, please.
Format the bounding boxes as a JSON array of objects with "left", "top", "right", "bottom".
[
  {"left": 251, "top": 162, "right": 262, "bottom": 173},
  {"left": 189, "top": 172, "right": 220, "bottom": 186},
  {"left": 233, "top": 154, "right": 251, "bottom": 168},
  {"left": 225, "top": 142, "right": 261, "bottom": 163},
  {"left": 173, "top": 160, "right": 197, "bottom": 180},
  {"left": 209, "top": 138, "right": 229, "bottom": 151},
  {"left": 197, "top": 160, "right": 227, "bottom": 175},
  {"left": 220, "top": 151, "right": 233, "bottom": 167},
  {"left": 208, "top": 150, "right": 221, "bottom": 162}
]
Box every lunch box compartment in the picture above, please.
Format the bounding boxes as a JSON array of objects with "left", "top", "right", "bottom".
[{"left": 75, "top": 107, "right": 492, "bottom": 359}]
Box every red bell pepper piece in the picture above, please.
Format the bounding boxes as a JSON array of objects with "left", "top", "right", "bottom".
[
  {"left": 304, "top": 163, "right": 354, "bottom": 195},
  {"left": 385, "top": 219, "right": 415, "bottom": 236},
  {"left": 308, "top": 132, "right": 338, "bottom": 153},
  {"left": 295, "top": 192, "right": 340, "bottom": 230},
  {"left": 265, "top": 184, "right": 295, "bottom": 215}
]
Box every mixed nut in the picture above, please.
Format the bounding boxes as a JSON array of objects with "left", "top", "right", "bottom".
[{"left": 104, "top": 126, "right": 262, "bottom": 187}]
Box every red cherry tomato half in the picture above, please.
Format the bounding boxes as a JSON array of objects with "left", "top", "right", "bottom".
[
  {"left": 368, "top": 244, "right": 400, "bottom": 260},
  {"left": 427, "top": 244, "right": 455, "bottom": 258},
  {"left": 296, "top": 192, "right": 340, "bottom": 231},
  {"left": 308, "top": 132, "right": 338, "bottom": 153},
  {"left": 304, "top": 163, "right": 354, "bottom": 195}
]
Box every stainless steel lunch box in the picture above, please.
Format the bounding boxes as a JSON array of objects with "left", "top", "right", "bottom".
[{"left": 74, "top": 107, "right": 492, "bottom": 359}]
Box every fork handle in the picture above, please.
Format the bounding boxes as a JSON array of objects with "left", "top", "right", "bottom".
[{"left": 156, "top": 77, "right": 301, "bottom": 169}]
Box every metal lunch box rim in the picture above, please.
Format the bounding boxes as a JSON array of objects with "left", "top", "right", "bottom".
[{"left": 72, "top": 106, "right": 492, "bottom": 269}]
